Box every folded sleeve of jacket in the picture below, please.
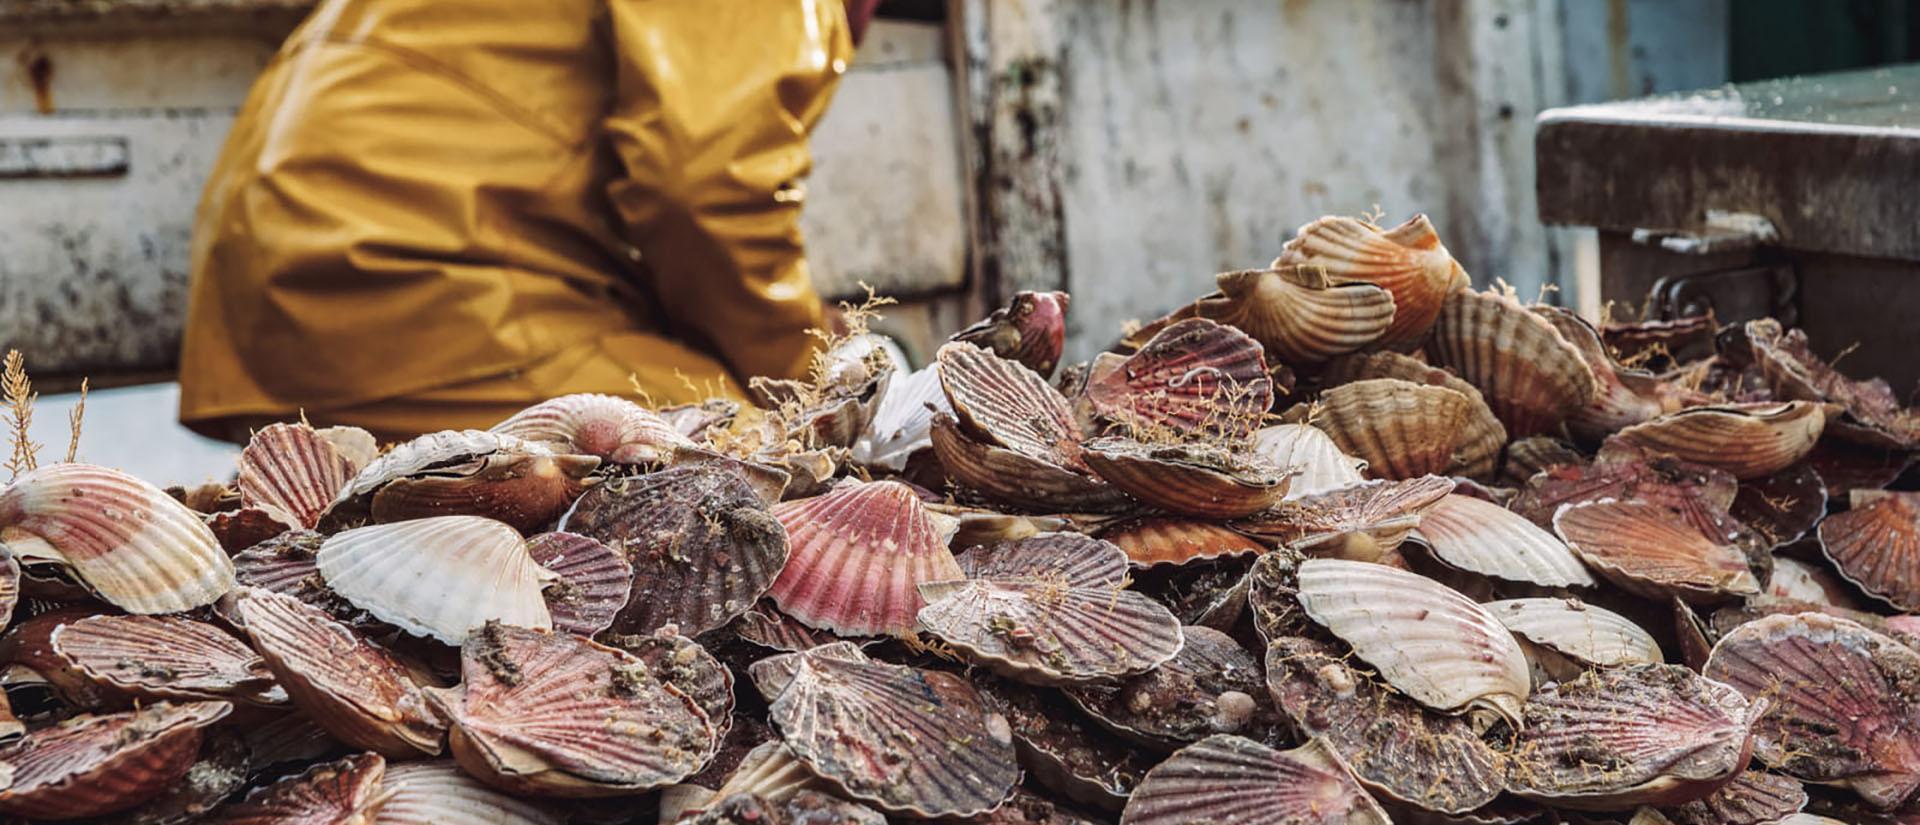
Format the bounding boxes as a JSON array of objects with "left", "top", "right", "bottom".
[{"left": 602, "top": 0, "right": 850, "bottom": 384}]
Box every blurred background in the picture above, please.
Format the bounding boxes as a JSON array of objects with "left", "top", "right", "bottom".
[{"left": 2, "top": 0, "right": 1917, "bottom": 482}]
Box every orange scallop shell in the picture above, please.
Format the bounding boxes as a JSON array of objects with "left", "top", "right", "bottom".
[
  {"left": 1083, "top": 318, "right": 1273, "bottom": 440},
  {"left": 1198, "top": 266, "right": 1397, "bottom": 366},
  {"left": 1426, "top": 287, "right": 1598, "bottom": 438},
  {"left": 1553, "top": 499, "right": 1759, "bottom": 603},
  {"left": 1306, "top": 378, "right": 1473, "bottom": 479},
  {"left": 769, "top": 479, "right": 962, "bottom": 637},
  {"left": 1274, "top": 212, "right": 1469, "bottom": 349},
  {"left": 1098, "top": 518, "right": 1265, "bottom": 568},
  {"left": 491, "top": 393, "right": 692, "bottom": 464},
  {"left": 0, "top": 700, "right": 232, "bottom": 820},
  {"left": 1819, "top": 491, "right": 1920, "bottom": 612},
  {"left": 1322, "top": 350, "right": 1507, "bottom": 477},
  {"left": 1607, "top": 401, "right": 1827, "bottom": 480},
  {"left": 238, "top": 422, "right": 360, "bottom": 529}
]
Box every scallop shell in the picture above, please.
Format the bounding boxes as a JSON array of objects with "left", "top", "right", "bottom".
[
  {"left": 82, "top": 727, "right": 251, "bottom": 825},
  {"left": 1081, "top": 437, "right": 1291, "bottom": 519},
  {"left": 764, "top": 647, "right": 1019, "bottom": 817},
  {"left": 560, "top": 461, "right": 787, "bottom": 637},
  {"left": 949, "top": 290, "right": 1071, "bottom": 378},
  {"left": 916, "top": 533, "right": 1183, "bottom": 685},
  {"left": 490, "top": 393, "right": 692, "bottom": 464},
  {"left": 851, "top": 363, "right": 949, "bottom": 471},
  {"left": 1704, "top": 612, "right": 1920, "bottom": 808},
  {"left": 732, "top": 603, "right": 836, "bottom": 653},
  {"left": 1513, "top": 452, "right": 1737, "bottom": 527},
  {"left": 207, "top": 505, "right": 296, "bottom": 554},
  {"left": 1426, "top": 287, "right": 1599, "bottom": 437},
  {"left": 0, "top": 463, "right": 234, "bottom": 613},
  {"left": 697, "top": 741, "right": 827, "bottom": 810},
  {"left": 0, "top": 700, "right": 232, "bottom": 820},
  {"left": 1769, "top": 556, "right": 1863, "bottom": 609},
  {"left": 1085, "top": 318, "right": 1273, "bottom": 439},
  {"left": 376, "top": 760, "right": 564, "bottom": 825},
  {"left": 1536, "top": 306, "right": 1694, "bottom": 441},
  {"left": 51, "top": 614, "right": 285, "bottom": 706},
  {"left": 523, "top": 532, "right": 631, "bottom": 637},
  {"left": 768, "top": 479, "right": 962, "bottom": 637},
  {"left": 1818, "top": 491, "right": 1920, "bottom": 611},
  {"left": 1119, "top": 734, "right": 1391, "bottom": 825},
  {"left": 1265, "top": 635, "right": 1506, "bottom": 814},
  {"left": 1065, "top": 625, "right": 1283, "bottom": 750},
  {"left": 238, "top": 422, "right": 359, "bottom": 528},
  {"left": 1486, "top": 597, "right": 1662, "bottom": 681},
  {"left": 599, "top": 628, "right": 736, "bottom": 737},
  {"left": 1731, "top": 462, "right": 1828, "bottom": 550},
  {"left": 938, "top": 341, "right": 1086, "bottom": 471},
  {"left": 428, "top": 622, "right": 717, "bottom": 797},
  {"left": 1743, "top": 318, "right": 1920, "bottom": 449},
  {"left": 1097, "top": 518, "right": 1266, "bottom": 568},
  {"left": 976, "top": 676, "right": 1153, "bottom": 811},
  {"left": 0, "top": 543, "right": 18, "bottom": 629},
  {"left": 1307, "top": 378, "right": 1474, "bottom": 479},
  {"left": 1805, "top": 436, "right": 1915, "bottom": 498},
  {"left": 230, "top": 529, "right": 378, "bottom": 629},
  {"left": 1321, "top": 350, "right": 1507, "bottom": 478},
  {"left": 1503, "top": 436, "right": 1587, "bottom": 482},
  {"left": 1659, "top": 768, "right": 1808, "bottom": 825},
  {"left": 1275, "top": 212, "right": 1469, "bottom": 348},
  {"left": 745, "top": 640, "right": 872, "bottom": 702},
  {"left": 318, "top": 516, "right": 554, "bottom": 644},
  {"left": 236, "top": 588, "right": 446, "bottom": 757},
  {"left": 929, "top": 414, "right": 1131, "bottom": 513},
  {"left": 323, "top": 429, "right": 598, "bottom": 532},
  {"left": 1181, "top": 266, "right": 1397, "bottom": 366},
  {"left": 1415, "top": 494, "right": 1596, "bottom": 587},
  {"left": 1295, "top": 558, "right": 1530, "bottom": 725},
  {"left": 1607, "top": 402, "right": 1827, "bottom": 480},
  {"left": 206, "top": 753, "right": 389, "bottom": 825},
  {"left": 0, "top": 607, "right": 118, "bottom": 709},
  {"left": 1235, "top": 476, "right": 1455, "bottom": 562},
  {"left": 1245, "top": 549, "right": 1313, "bottom": 645},
  {"left": 1249, "top": 423, "right": 1367, "bottom": 499},
  {"left": 1553, "top": 499, "right": 1760, "bottom": 603},
  {"left": 1505, "top": 663, "right": 1759, "bottom": 810}
]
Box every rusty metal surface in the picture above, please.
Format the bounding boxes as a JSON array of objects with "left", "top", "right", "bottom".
[{"left": 1537, "top": 65, "right": 1920, "bottom": 262}]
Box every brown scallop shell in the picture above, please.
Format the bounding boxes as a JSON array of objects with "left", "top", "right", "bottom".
[
  {"left": 1204, "top": 265, "right": 1398, "bottom": 365},
  {"left": 491, "top": 393, "right": 692, "bottom": 464},
  {"left": 1536, "top": 305, "right": 1697, "bottom": 441},
  {"left": 0, "top": 542, "right": 17, "bottom": 629},
  {"left": 1502, "top": 436, "right": 1587, "bottom": 482},
  {"left": 1265, "top": 635, "right": 1506, "bottom": 814},
  {"left": 322, "top": 429, "right": 599, "bottom": 532},
  {"left": 51, "top": 614, "right": 284, "bottom": 706},
  {"left": 206, "top": 752, "right": 389, "bottom": 825},
  {"left": 1732, "top": 462, "right": 1829, "bottom": 550},
  {"left": 207, "top": 505, "right": 297, "bottom": 554},
  {"left": 238, "top": 422, "right": 360, "bottom": 529},
  {"left": 428, "top": 622, "right": 716, "bottom": 797},
  {"left": 1505, "top": 663, "right": 1759, "bottom": 810},
  {"left": 1426, "top": 287, "right": 1599, "bottom": 437},
  {"left": 768, "top": 479, "right": 962, "bottom": 637},
  {"left": 1097, "top": 518, "right": 1265, "bottom": 568},
  {"left": 1306, "top": 378, "right": 1474, "bottom": 479},
  {"left": 1085, "top": 318, "right": 1273, "bottom": 439},
  {"left": 1607, "top": 401, "right": 1828, "bottom": 480},
  {"left": 236, "top": 589, "right": 446, "bottom": 758},
  {"left": 560, "top": 461, "right": 788, "bottom": 637},
  {"left": 1235, "top": 476, "right": 1455, "bottom": 562},
  {"left": 598, "top": 628, "right": 736, "bottom": 738},
  {"left": 763, "top": 646, "right": 1018, "bottom": 817},
  {"left": 1081, "top": 437, "right": 1291, "bottom": 519},
  {"left": 1704, "top": 612, "right": 1920, "bottom": 808},
  {"left": 376, "top": 760, "right": 564, "bottom": 825},
  {"left": 916, "top": 533, "right": 1183, "bottom": 685},
  {"left": 522, "top": 531, "right": 631, "bottom": 637},
  {"left": 1743, "top": 318, "right": 1920, "bottom": 449},
  {"left": 976, "top": 676, "right": 1154, "bottom": 811},
  {"left": 1321, "top": 350, "right": 1508, "bottom": 478},
  {"left": 731, "top": 603, "right": 837, "bottom": 653},
  {"left": 929, "top": 414, "right": 1131, "bottom": 513},
  {"left": 1818, "top": 491, "right": 1920, "bottom": 611},
  {"left": 1065, "top": 625, "right": 1283, "bottom": 751},
  {"left": 69, "top": 727, "right": 252, "bottom": 825},
  {"left": 1513, "top": 452, "right": 1738, "bottom": 527},
  {"left": 0, "top": 700, "right": 232, "bottom": 820},
  {"left": 950, "top": 290, "right": 1070, "bottom": 378},
  {"left": 1275, "top": 212, "right": 1470, "bottom": 349},
  {"left": 0, "top": 608, "right": 119, "bottom": 709},
  {"left": 0, "top": 463, "right": 235, "bottom": 614},
  {"left": 1660, "top": 768, "right": 1809, "bottom": 825},
  {"left": 938, "top": 341, "right": 1087, "bottom": 471},
  {"left": 1415, "top": 493, "right": 1596, "bottom": 588},
  {"left": 1553, "top": 499, "right": 1760, "bottom": 603},
  {"left": 1249, "top": 423, "right": 1368, "bottom": 499},
  {"left": 1120, "top": 734, "right": 1391, "bottom": 825}
]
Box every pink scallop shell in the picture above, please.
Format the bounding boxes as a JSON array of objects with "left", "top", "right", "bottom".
[
  {"left": 524, "top": 531, "right": 632, "bottom": 637},
  {"left": 238, "top": 422, "right": 359, "bottom": 529},
  {"left": 0, "top": 700, "right": 232, "bottom": 820},
  {"left": 1083, "top": 318, "right": 1273, "bottom": 440},
  {"left": 1553, "top": 499, "right": 1760, "bottom": 603},
  {"left": 1120, "top": 734, "right": 1390, "bottom": 825},
  {"left": 51, "top": 614, "right": 284, "bottom": 706},
  {"left": 768, "top": 479, "right": 962, "bottom": 637},
  {"left": 205, "top": 753, "right": 389, "bottom": 825},
  {"left": 491, "top": 393, "right": 692, "bottom": 464},
  {"left": 937, "top": 342, "right": 1087, "bottom": 471}
]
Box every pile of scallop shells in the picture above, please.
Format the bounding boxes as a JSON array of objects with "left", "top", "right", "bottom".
[{"left": 5, "top": 213, "right": 1920, "bottom": 824}]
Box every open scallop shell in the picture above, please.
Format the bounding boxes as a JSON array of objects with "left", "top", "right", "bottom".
[
  {"left": 52, "top": 614, "right": 285, "bottom": 706},
  {"left": 236, "top": 588, "right": 446, "bottom": 757},
  {"left": 376, "top": 760, "right": 564, "bottom": 825},
  {"left": 0, "top": 463, "right": 234, "bottom": 614},
  {"left": 764, "top": 646, "right": 1019, "bottom": 817},
  {"left": 916, "top": 533, "right": 1183, "bottom": 685},
  {"left": 1306, "top": 378, "right": 1473, "bottom": 479},
  {"left": 599, "top": 628, "right": 736, "bottom": 738},
  {"left": 1295, "top": 558, "right": 1529, "bottom": 726},
  {"left": 1322, "top": 350, "right": 1507, "bottom": 478},
  {"left": 1097, "top": 518, "right": 1266, "bottom": 568},
  {"left": 1171, "top": 266, "right": 1397, "bottom": 366},
  {"left": 1085, "top": 318, "right": 1273, "bottom": 439},
  {"left": 318, "top": 516, "right": 554, "bottom": 644},
  {"left": 1607, "top": 402, "right": 1827, "bottom": 480},
  {"left": 1553, "top": 499, "right": 1760, "bottom": 603},
  {"left": 938, "top": 341, "right": 1087, "bottom": 471},
  {"left": 1265, "top": 635, "right": 1506, "bottom": 814},
  {"left": 930, "top": 414, "right": 1132, "bottom": 513},
  {"left": 851, "top": 363, "right": 948, "bottom": 471},
  {"left": 1120, "top": 734, "right": 1391, "bottom": 825},
  {"left": 1743, "top": 318, "right": 1920, "bottom": 449},
  {"left": 207, "top": 752, "right": 389, "bottom": 825},
  {"left": 560, "top": 461, "right": 786, "bottom": 637},
  {"left": 322, "top": 429, "right": 599, "bottom": 532},
  {"left": 1505, "top": 663, "right": 1759, "bottom": 810},
  {"left": 1249, "top": 423, "right": 1367, "bottom": 499},
  {"left": 1536, "top": 306, "right": 1696, "bottom": 442},
  {"left": 1731, "top": 462, "right": 1828, "bottom": 550},
  {"left": 977, "top": 676, "right": 1153, "bottom": 812},
  {"left": 523, "top": 532, "right": 631, "bottom": 637},
  {"left": 1426, "top": 287, "right": 1599, "bottom": 438},
  {"left": 769, "top": 479, "right": 962, "bottom": 637},
  {"left": 1486, "top": 597, "right": 1662, "bottom": 682},
  {"left": 1818, "top": 490, "right": 1920, "bottom": 611},
  {"left": 1704, "top": 612, "right": 1920, "bottom": 809},
  {"left": 238, "top": 422, "right": 360, "bottom": 529},
  {"left": 949, "top": 290, "right": 1071, "bottom": 378},
  {"left": 0, "top": 700, "right": 232, "bottom": 820},
  {"left": 428, "top": 622, "right": 716, "bottom": 797},
  {"left": 490, "top": 393, "right": 692, "bottom": 464},
  {"left": 1235, "top": 476, "right": 1455, "bottom": 562},
  {"left": 1065, "top": 625, "right": 1282, "bottom": 750},
  {"left": 1081, "top": 437, "right": 1291, "bottom": 519},
  {"left": 230, "top": 529, "right": 379, "bottom": 629},
  {"left": 73, "top": 727, "right": 250, "bottom": 825},
  {"left": 1659, "top": 768, "right": 1809, "bottom": 825},
  {"left": 1274, "top": 212, "right": 1469, "bottom": 349},
  {"left": 1415, "top": 494, "right": 1596, "bottom": 588}
]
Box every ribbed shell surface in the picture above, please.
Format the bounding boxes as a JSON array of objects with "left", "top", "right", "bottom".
[
  {"left": 1250, "top": 423, "right": 1367, "bottom": 499},
  {"left": 1661, "top": 768, "right": 1809, "bottom": 825},
  {"left": 490, "top": 393, "right": 691, "bottom": 464},
  {"left": 1417, "top": 494, "right": 1596, "bottom": 587},
  {"left": 1065, "top": 625, "right": 1279, "bottom": 749},
  {"left": 1196, "top": 266, "right": 1395, "bottom": 366},
  {"left": 1081, "top": 438, "right": 1289, "bottom": 520},
  {"left": 205, "top": 753, "right": 386, "bottom": 825},
  {"left": 1609, "top": 402, "right": 1827, "bottom": 480},
  {"left": 937, "top": 342, "right": 1086, "bottom": 470},
  {"left": 52, "top": 614, "right": 283, "bottom": 705},
  {"left": 1818, "top": 491, "right": 1920, "bottom": 611},
  {"left": 1322, "top": 349, "right": 1507, "bottom": 477},
  {"left": 1485, "top": 598, "right": 1661, "bottom": 667},
  {"left": 1536, "top": 306, "right": 1680, "bottom": 441},
  {"left": 1235, "top": 475, "right": 1455, "bottom": 555},
  {"left": 1119, "top": 734, "right": 1389, "bottom": 825},
  {"left": 524, "top": 532, "right": 632, "bottom": 637},
  {"left": 1274, "top": 212, "right": 1468, "bottom": 349},
  {"left": 376, "top": 760, "right": 564, "bottom": 825},
  {"left": 317, "top": 516, "right": 554, "bottom": 644},
  {"left": 1310, "top": 378, "right": 1473, "bottom": 479},
  {"left": 929, "top": 415, "right": 1131, "bottom": 513},
  {"left": 769, "top": 479, "right": 962, "bottom": 636},
  {"left": 603, "top": 630, "right": 736, "bottom": 735},
  {"left": 1082, "top": 318, "right": 1273, "bottom": 440},
  {"left": 852, "top": 363, "right": 948, "bottom": 471},
  {"left": 0, "top": 700, "right": 231, "bottom": 820},
  {"left": 238, "top": 422, "right": 358, "bottom": 528},
  {"left": 1553, "top": 499, "right": 1759, "bottom": 603},
  {"left": 1427, "top": 288, "right": 1598, "bottom": 438},
  {"left": 1099, "top": 518, "right": 1265, "bottom": 568}
]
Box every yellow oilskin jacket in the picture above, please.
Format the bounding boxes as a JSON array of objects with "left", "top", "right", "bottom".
[{"left": 179, "top": 0, "right": 850, "bottom": 441}]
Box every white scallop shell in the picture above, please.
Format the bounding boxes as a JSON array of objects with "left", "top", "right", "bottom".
[
  {"left": 317, "top": 516, "right": 555, "bottom": 644},
  {"left": 1416, "top": 494, "right": 1597, "bottom": 588},
  {"left": 852, "top": 364, "right": 949, "bottom": 471},
  {"left": 377, "top": 760, "right": 563, "bottom": 825},
  {"left": 1485, "top": 597, "right": 1662, "bottom": 668},
  {"left": 1249, "top": 424, "right": 1366, "bottom": 499}
]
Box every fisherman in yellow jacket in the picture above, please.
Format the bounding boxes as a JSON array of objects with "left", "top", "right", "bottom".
[{"left": 179, "top": 0, "right": 879, "bottom": 442}]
